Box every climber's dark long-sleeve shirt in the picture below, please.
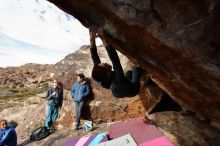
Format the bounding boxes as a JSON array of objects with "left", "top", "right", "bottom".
[{"left": 90, "top": 45, "right": 139, "bottom": 98}]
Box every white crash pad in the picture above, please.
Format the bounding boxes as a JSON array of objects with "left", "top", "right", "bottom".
[{"left": 96, "top": 133, "right": 137, "bottom": 146}]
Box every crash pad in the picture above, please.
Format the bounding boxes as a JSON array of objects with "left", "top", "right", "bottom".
[
  {"left": 109, "top": 117, "right": 163, "bottom": 144},
  {"left": 139, "top": 136, "right": 174, "bottom": 146},
  {"left": 96, "top": 133, "right": 137, "bottom": 146},
  {"left": 64, "top": 132, "right": 107, "bottom": 146}
]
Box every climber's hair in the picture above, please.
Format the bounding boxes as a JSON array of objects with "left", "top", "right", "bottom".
[{"left": 92, "top": 64, "right": 108, "bottom": 82}]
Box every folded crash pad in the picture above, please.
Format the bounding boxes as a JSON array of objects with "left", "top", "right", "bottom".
[
  {"left": 139, "top": 136, "right": 174, "bottom": 146},
  {"left": 96, "top": 133, "right": 137, "bottom": 146},
  {"left": 64, "top": 132, "right": 108, "bottom": 146},
  {"left": 109, "top": 117, "right": 163, "bottom": 144}
]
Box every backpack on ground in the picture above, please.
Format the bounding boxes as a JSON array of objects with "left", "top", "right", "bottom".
[
  {"left": 30, "top": 126, "right": 50, "bottom": 141},
  {"left": 82, "top": 121, "right": 93, "bottom": 132}
]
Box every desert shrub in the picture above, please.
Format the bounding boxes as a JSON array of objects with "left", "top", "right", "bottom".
[{"left": 18, "top": 88, "right": 28, "bottom": 93}]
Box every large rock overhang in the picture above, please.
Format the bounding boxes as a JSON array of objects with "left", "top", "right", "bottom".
[{"left": 47, "top": 0, "right": 220, "bottom": 123}]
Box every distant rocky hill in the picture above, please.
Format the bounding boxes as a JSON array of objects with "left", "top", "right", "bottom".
[
  {"left": 0, "top": 63, "right": 53, "bottom": 88},
  {"left": 0, "top": 45, "right": 130, "bottom": 90}
]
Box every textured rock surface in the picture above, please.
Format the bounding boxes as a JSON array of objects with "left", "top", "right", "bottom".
[
  {"left": 18, "top": 122, "right": 109, "bottom": 146},
  {"left": 47, "top": 0, "right": 220, "bottom": 123},
  {"left": 3, "top": 96, "right": 220, "bottom": 146},
  {"left": 148, "top": 112, "right": 220, "bottom": 146},
  {"left": 14, "top": 110, "right": 220, "bottom": 146},
  {"left": 0, "top": 88, "right": 155, "bottom": 144}
]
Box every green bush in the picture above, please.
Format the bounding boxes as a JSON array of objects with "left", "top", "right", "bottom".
[{"left": 18, "top": 88, "right": 28, "bottom": 93}]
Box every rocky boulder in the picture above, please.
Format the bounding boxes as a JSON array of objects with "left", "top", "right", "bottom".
[
  {"left": 47, "top": 0, "right": 220, "bottom": 124},
  {"left": 148, "top": 112, "right": 220, "bottom": 146}
]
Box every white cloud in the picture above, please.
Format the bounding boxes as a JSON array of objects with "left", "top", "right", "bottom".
[
  {"left": 0, "top": 0, "right": 101, "bottom": 67},
  {"left": 0, "top": 0, "right": 89, "bottom": 51},
  {"left": 0, "top": 35, "right": 67, "bottom": 67}
]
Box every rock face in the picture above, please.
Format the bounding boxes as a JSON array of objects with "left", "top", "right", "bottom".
[
  {"left": 148, "top": 111, "right": 220, "bottom": 146},
  {"left": 0, "top": 63, "right": 52, "bottom": 88},
  {"left": 47, "top": 0, "right": 220, "bottom": 123}
]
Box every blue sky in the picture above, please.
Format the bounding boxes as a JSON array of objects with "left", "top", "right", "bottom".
[{"left": 0, "top": 0, "right": 100, "bottom": 67}]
